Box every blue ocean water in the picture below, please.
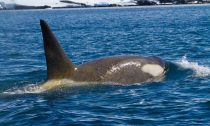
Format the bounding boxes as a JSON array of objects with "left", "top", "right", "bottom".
[{"left": 0, "top": 5, "right": 210, "bottom": 125}]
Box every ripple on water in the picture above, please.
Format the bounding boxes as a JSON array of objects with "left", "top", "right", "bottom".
[{"left": 1, "top": 5, "right": 210, "bottom": 125}]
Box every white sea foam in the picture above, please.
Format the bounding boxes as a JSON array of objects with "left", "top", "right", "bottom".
[
  {"left": 2, "top": 79, "right": 90, "bottom": 95},
  {"left": 2, "top": 84, "right": 45, "bottom": 95},
  {"left": 176, "top": 56, "right": 210, "bottom": 77}
]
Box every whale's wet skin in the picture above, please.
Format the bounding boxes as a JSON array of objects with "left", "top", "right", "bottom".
[
  {"left": 39, "top": 19, "right": 169, "bottom": 90},
  {"left": 1, "top": 5, "right": 210, "bottom": 125}
]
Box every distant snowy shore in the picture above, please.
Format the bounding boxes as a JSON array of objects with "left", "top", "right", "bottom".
[{"left": 0, "top": 0, "right": 210, "bottom": 10}]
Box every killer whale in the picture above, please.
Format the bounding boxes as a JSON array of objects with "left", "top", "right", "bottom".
[{"left": 40, "top": 20, "right": 168, "bottom": 90}]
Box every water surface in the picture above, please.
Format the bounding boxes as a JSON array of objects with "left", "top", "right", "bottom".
[{"left": 0, "top": 5, "right": 210, "bottom": 125}]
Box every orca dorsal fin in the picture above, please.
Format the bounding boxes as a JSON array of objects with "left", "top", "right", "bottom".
[{"left": 40, "top": 19, "right": 75, "bottom": 80}]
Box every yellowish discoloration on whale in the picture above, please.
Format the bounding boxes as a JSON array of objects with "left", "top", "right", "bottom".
[
  {"left": 141, "top": 64, "right": 164, "bottom": 77},
  {"left": 41, "top": 79, "right": 93, "bottom": 91},
  {"left": 41, "top": 80, "right": 62, "bottom": 91}
]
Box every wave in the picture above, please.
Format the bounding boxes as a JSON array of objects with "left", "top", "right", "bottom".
[
  {"left": 1, "top": 79, "right": 89, "bottom": 95},
  {"left": 2, "top": 84, "right": 44, "bottom": 95},
  {"left": 175, "top": 56, "right": 210, "bottom": 77}
]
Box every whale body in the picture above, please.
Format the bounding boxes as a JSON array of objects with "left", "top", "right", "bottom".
[{"left": 39, "top": 20, "right": 168, "bottom": 90}]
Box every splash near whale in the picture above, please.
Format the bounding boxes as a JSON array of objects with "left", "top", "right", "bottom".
[{"left": 40, "top": 20, "right": 168, "bottom": 90}]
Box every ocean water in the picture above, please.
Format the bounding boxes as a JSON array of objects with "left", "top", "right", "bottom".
[{"left": 0, "top": 5, "right": 210, "bottom": 125}]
